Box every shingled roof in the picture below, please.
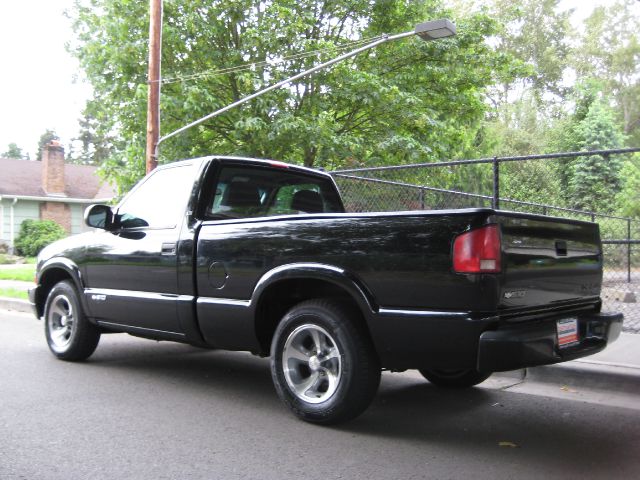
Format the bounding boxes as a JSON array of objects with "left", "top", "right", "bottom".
[{"left": 0, "top": 157, "right": 115, "bottom": 200}]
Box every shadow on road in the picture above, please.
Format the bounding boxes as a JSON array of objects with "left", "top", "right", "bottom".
[{"left": 71, "top": 335, "right": 637, "bottom": 477}]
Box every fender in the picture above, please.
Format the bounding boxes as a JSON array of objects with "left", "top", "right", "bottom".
[
  {"left": 252, "top": 262, "right": 377, "bottom": 316},
  {"left": 37, "top": 257, "right": 90, "bottom": 317}
]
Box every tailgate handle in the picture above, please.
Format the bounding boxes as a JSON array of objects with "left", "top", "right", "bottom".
[{"left": 555, "top": 240, "right": 568, "bottom": 256}]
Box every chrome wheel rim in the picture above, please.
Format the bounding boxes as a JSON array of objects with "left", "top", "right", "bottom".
[
  {"left": 282, "top": 324, "right": 342, "bottom": 404},
  {"left": 47, "top": 294, "right": 75, "bottom": 350}
]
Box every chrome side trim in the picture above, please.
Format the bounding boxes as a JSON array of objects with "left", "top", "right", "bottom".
[
  {"left": 378, "top": 308, "right": 470, "bottom": 319},
  {"left": 254, "top": 263, "right": 346, "bottom": 294},
  {"left": 97, "top": 320, "right": 185, "bottom": 337},
  {"left": 85, "top": 288, "right": 191, "bottom": 302},
  {"left": 197, "top": 297, "right": 251, "bottom": 308}
]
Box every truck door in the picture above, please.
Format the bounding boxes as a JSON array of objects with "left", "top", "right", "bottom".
[{"left": 83, "top": 162, "right": 196, "bottom": 337}]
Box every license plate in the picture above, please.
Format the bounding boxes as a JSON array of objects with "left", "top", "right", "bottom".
[{"left": 557, "top": 318, "right": 579, "bottom": 348}]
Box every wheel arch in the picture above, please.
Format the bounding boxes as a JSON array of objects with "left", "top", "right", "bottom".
[
  {"left": 252, "top": 263, "right": 377, "bottom": 355},
  {"left": 35, "top": 259, "right": 85, "bottom": 318}
]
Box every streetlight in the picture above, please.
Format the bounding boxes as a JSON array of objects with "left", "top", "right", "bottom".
[{"left": 154, "top": 19, "right": 456, "bottom": 160}]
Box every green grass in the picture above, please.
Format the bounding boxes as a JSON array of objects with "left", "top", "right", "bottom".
[
  {"left": 0, "top": 265, "right": 36, "bottom": 282},
  {"left": 0, "top": 254, "right": 36, "bottom": 265},
  {"left": 0, "top": 288, "right": 28, "bottom": 300}
]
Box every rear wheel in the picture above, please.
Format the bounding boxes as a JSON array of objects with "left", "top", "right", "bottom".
[
  {"left": 418, "top": 368, "right": 491, "bottom": 388},
  {"left": 44, "top": 280, "right": 101, "bottom": 361},
  {"left": 270, "top": 299, "right": 380, "bottom": 425}
]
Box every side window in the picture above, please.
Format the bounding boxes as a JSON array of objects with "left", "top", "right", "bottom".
[
  {"left": 210, "top": 172, "right": 266, "bottom": 218},
  {"left": 207, "top": 165, "right": 343, "bottom": 219},
  {"left": 269, "top": 184, "right": 322, "bottom": 216},
  {"left": 117, "top": 165, "right": 194, "bottom": 229}
]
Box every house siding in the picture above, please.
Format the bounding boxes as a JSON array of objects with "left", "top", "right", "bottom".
[
  {"left": 71, "top": 203, "right": 92, "bottom": 235},
  {"left": 0, "top": 199, "right": 40, "bottom": 247}
]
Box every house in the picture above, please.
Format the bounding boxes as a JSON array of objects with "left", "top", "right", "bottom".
[{"left": 0, "top": 141, "right": 115, "bottom": 253}]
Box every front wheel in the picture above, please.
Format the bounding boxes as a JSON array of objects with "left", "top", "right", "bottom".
[
  {"left": 418, "top": 368, "right": 492, "bottom": 388},
  {"left": 270, "top": 300, "right": 380, "bottom": 425},
  {"left": 44, "top": 280, "right": 101, "bottom": 361}
]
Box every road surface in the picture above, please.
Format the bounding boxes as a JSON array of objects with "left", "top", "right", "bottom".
[{"left": 1, "top": 310, "right": 639, "bottom": 479}]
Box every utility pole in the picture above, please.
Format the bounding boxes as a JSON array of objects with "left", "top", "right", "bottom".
[{"left": 146, "top": 0, "right": 163, "bottom": 173}]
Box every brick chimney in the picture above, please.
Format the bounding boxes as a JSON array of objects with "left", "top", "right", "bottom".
[{"left": 42, "top": 140, "right": 66, "bottom": 196}]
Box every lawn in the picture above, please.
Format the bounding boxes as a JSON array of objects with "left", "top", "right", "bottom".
[
  {"left": 0, "top": 288, "right": 28, "bottom": 300},
  {"left": 0, "top": 255, "right": 36, "bottom": 265},
  {"left": 0, "top": 265, "right": 36, "bottom": 282}
]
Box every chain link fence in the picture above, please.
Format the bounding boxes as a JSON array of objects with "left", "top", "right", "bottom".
[{"left": 330, "top": 148, "right": 640, "bottom": 333}]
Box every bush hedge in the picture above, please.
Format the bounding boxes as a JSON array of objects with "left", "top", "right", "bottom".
[{"left": 15, "top": 220, "right": 66, "bottom": 257}]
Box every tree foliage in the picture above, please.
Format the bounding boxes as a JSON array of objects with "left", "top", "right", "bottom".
[
  {"left": 69, "top": 0, "right": 517, "bottom": 191},
  {"left": 36, "top": 130, "right": 60, "bottom": 161},
  {"left": 489, "top": 0, "right": 573, "bottom": 105},
  {"left": 566, "top": 101, "right": 625, "bottom": 212},
  {"left": 1, "top": 143, "right": 25, "bottom": 159},
  {"left": 574, "top": 0, "right": 640, "bottom": 143},
  {"left": 616, "top": 155, "right": 640, "bottom": 218},
  {"left": 67, "top": 0, "right": 639, "bottom": 221},
  {"left": 68, "top": 112, "right": 118, "bottom": 165}
]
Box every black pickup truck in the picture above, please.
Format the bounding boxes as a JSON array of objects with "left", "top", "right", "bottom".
[{"left": 30, "top": 156, "right": 623, "bottom": 424}]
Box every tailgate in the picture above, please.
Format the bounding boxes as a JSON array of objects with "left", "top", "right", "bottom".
[{"left": 497, "top": 213, "right": 602, "bottom": 312}]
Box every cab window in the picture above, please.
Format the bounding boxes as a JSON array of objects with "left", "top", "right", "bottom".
[{"left": 208, "top": 165, "right": 343, "bottom": 219}]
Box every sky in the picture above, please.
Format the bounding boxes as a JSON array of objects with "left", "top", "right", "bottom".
[
  {"left": 0, "top": 0, "right": 90, "bottom": 159},
  {"left": 0, "top": 0, "right": 621, "bottom": 160}
]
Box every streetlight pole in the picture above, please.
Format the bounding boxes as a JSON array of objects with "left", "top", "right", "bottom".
[
  {"left": 146, "top": 0, "right": 163, "bottom": 173},
  {"left": 154, "top": 18, "right": 455, "bottom": 160}
]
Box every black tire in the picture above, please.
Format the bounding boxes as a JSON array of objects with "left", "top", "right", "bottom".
[
  {"left": 418, "top": 368, "right": 492, "bottom": 388},
  {"left": 44, "top": 280, "right": 101, "bottom": 361},
  {"left": 270, "top": 299, "right": 380, "bottom": 425}
]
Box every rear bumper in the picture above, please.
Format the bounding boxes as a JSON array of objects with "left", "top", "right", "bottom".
[{"left": 477, "top": 311, "right": 623, "bottom": 372}]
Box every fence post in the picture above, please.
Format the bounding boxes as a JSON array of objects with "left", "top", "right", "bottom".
[
  {"left": 419, "top": 188, "right": 425, "bottom": 210},
  {"left": 628, "top": 218, "right": 632, "bottom": 283},
  {"left": 492, "top": 156, "right": 500, "bottom": 210}
]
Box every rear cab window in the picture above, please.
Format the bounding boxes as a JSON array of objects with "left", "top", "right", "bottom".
[{"left": 206, "top": 163, "right": 344, "bottom": 220}]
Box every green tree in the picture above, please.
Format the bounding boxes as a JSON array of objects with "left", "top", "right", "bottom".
[
  {"left": 36, "top": 130, "right": 60, "bottom": 161},
  {"left": 69, "top": 0, "right": 518, "bottom": 192},
  {"left": 1, "top": 143, "right": 25, "bottom": 159},
  {"left": 567, "top": 101, "right": 625, "bottom": 212},
  {"left": 472, "top": 0, "right": 574, "bottom": 161},
  {"left": 616, "top": 155, "right": 640, "bottom": 218},
  {"left": 69, "top": 112, "right": 118, "bottom": 165},
  {"left": 488, "top": 0, "right": 574, "bottom": 108},
  {"left": 574, "top": 0, "right": 640, "bottom": 144}
]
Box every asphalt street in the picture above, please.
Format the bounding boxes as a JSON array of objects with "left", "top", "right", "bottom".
[{"left": 1, "top": 310, "right": 639, "bottom": 480}]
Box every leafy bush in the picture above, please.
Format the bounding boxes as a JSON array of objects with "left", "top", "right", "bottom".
[{"left": 14, "top": 220, "right": 66, "bottom": 257}]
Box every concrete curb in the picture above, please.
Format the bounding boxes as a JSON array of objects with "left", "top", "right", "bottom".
[
  {"left": 0, "top": 297, "right": 32, "bottom": 314},
  {"left": 524, "top": 361, "right": 640, "bottom": 395}
]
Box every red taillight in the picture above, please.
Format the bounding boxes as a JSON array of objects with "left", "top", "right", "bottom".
[{"left": 453, "top": 224, "right": 501, "bottom": 273}]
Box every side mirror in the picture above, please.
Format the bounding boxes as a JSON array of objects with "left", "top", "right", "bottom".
[{"left": 84, "top": 204, "right": 114, "bottom": 230}]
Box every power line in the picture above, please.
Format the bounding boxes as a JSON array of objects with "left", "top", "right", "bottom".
[{"left": 156, "top": 35, "right": 388, "bottom": 85}]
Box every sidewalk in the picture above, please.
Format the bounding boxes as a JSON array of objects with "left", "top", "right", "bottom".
[
  {"left": 478, "top": 333, "right": 640, "bottom": 409},
  {"left": 517, "top": 333, "right": 640, "bottom": 388}
]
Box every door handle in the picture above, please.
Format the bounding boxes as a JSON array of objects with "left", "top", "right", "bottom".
[{"left": 161, "top": 242, "right": 176, "bottom": 255}]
